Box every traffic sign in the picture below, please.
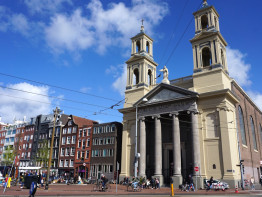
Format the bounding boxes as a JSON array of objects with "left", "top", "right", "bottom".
[
  {"left": 83, "top": 163, "right": 86, "bottom": 166},
  {"left": 194, "top": 166, "right": 199, "bottom": 172}
]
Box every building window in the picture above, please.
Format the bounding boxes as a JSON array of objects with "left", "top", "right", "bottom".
[
  {"left": 201, "top": 14, "right": 208, "bottom": 29},
  {"left": 87, "top": 128, "right": 91, "bottom": 136},
  {"left": 79, "top": 129, "right": 82, "bottom": 137},
  {"left": 133, "top": 68, "right": 139, "bottom": 85},
  {"left": 67, "top": 136, "right": 71, "bottom": 144},
  {"left": 202, "top": 47, "right": 212, "bottom": 67},
  {"left": 78, "top": 140, "right": 81, "bottom": 148},
  {"left": 67, "top": 127, "right": 71, "bottom": 134},
  {"left": 83, "top": 129, "right": 87, "bottom": 137},
  {"left": 65, "top": 147, "right": 70, "bottom": 156},
  {"left": 64, "top": 160, "right": 68, "bottom": 167},
  {"left": 62, "top": 137, "right": 66, "bottom": 145},
  {"left": 87, "top": 139, "right": 90, "bottom": 147},
  {"left": 77, "top": 151, "right": 80, "bottom": 159},
  {"left": 71, "top": 147, "right": 75, "bottom": 156},
  {"left": 60, "top": 148, "right": 65, "bottom": 156},
  {"left": 86, "top": 150, "right": 89, "bottom": 159},
  {"left": 81, "top": 151, "right": 85, "bottom": 160},
  {"left": 148, "top": 69, "right": 152, "bottom": 86},
  {"left": 70, "top": 160, "right": 74, "bottom": 167},
  {"left": 63, "top": 128, "right": 67, "bottom": 134},
  {"left": 60, "top": 160, "right": 64, "bottom": 167},
  {"left": 103, "top": 149, "right": 107, "bottom": 157},
  {"left": 238, "top": 106, "right": 247, "bottom": 145},
  {"left": 250, "top": 116, "right": 257, "bottom": 150},
  {"left": 73, "top": 126, "right": 77, "bottom": 133},
  {"left": 72, "top": 136, "right": 76, "bottom": 144}
]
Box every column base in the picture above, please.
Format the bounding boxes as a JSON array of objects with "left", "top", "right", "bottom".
[
  {"left": 171, "top": 175, "right": 182, "bottom": 188},
  {"left": 152, "top": 175, "right": 164, "bottom": 187},
  {"left": 193, "top": 176, "right": 203, "bottom": 189}
]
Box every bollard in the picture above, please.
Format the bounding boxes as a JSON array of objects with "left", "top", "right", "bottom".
[{"left": 170, "top": 178, "right": 174, "bottom": 196}]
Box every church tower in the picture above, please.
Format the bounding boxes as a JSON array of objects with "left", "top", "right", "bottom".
[
  {"left": 190, "top": 0, "right": 231, "bottom": 94},
  {"left": 124, "top": 22, "right": 158, "bottom": 108}
]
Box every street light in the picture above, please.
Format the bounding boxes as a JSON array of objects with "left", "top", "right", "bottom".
[
  {"left": 45, "top": 107, "right": 62, "bottom": 190},
  {"left": 134, "top": 97, "right": 148, "bottom": 178}
]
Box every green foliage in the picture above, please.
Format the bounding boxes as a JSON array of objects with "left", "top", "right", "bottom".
[
  {"left": 36, "top": 139, "right": 50, "bottom": 168},
  {"left": 2, "top": 145, "right": 15, "bottom": 166}
]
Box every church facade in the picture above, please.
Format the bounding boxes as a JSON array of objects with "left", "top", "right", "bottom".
[{"left": 119, "top": 1, "right": 262, "bottom": 188}]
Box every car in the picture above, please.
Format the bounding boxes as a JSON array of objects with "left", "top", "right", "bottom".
[{"left": 204, "top": 179, "right": 229, "bottom": 190}]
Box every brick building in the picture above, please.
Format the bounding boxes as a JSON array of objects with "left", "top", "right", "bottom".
[
  {"left": 90, "top": 122, "right": 122, "bottom": 181},
  {"left": 58, "top": 115, "right": 97, "bottom": 179}
]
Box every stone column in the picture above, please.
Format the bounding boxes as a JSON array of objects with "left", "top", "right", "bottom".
[
  {"left": 139, "top": 117, "right": 146, "bottom": 177},
  {"left": 191, "top": 111, "right": 202, "bottom": 189},
  {"left": 153, "top": 115, "right": 163, "bottom": 185},
  {"left": 191, "top": 111, "right": 201, "bottom": 173},
  {"left": 171, "top": 113, "right": 182, "bottom": 187}
]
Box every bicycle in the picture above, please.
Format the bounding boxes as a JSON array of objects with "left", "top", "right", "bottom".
[{"left": 131, "top": 181, "right": 142, "bottom": 192}]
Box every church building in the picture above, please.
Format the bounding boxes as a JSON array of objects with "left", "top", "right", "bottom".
[{"left": 119, "top": 0, "right": 262, "bottom": 188}]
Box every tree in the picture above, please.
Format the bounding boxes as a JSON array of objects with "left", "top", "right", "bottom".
[
  {"left": 2, "top": 145, "right": 16, "bottom": 166},
  {"left": 36, "top": 139, "right": 50, "bottom": 168}
]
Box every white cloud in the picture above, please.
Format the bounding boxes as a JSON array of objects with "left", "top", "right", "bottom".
[
  {"left": 227, "top": 47, "right": 251, "bottom": 86},
  {"left": 44, "top": 0, "right": 168, "bottom": 54},
  {"left": 246, "top": 91, "right": 262, "bottom": 111},
  {"left": 0, "top": 83, "right": 52, "bottom": 124},
  {"left": 24, "top": 0, "right": 72, "bottom": 15},
  {"left": 10, "top": 14, "right": 30, "bottom": 36},
  {"left": 0, "top": 6, "right": 30, "bottom": 36},
  {"left": 112, "top": 64, "right": 127, "bottom": 96},
  {"left": 45, "top": 9, "right": 95, "bottom": 53}
]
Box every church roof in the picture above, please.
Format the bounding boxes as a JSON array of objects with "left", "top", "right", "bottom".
[{"left": 135, "top": 83, "right": 198, "bottom": 106}]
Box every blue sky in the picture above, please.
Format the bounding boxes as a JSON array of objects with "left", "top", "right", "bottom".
[{"left": 0, "top": 0, "right": 262, "bottom": 124}]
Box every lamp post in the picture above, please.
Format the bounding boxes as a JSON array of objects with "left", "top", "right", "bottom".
[
  {"left": 134, "top": 98, "right": 148, "bottom": 178},
  {"left": 45, "top": 107, "right": 62, "bottom": 190}
]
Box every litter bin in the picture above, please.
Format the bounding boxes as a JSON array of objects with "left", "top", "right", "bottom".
[{"left": 24, "top": 175, "right": 38, "bottom": 189}]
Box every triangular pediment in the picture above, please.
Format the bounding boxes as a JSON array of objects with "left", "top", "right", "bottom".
[
  {"left": 147, "top": 89, "right": 185, "bottom": 103},
  {"left": 135, "top": 83, "right": 198, "bottom": 106}
]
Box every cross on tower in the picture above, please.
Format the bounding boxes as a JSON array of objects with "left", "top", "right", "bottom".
[{"left": 141, "top": 19, "right": 144, "bottom": 26}]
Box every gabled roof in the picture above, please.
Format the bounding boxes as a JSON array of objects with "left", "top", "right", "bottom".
[
  {"left": 134, "top": 83, "right": 199, "bottom": 106},
  {"left": 71, "top": 115, "right": 98, "bottom": 127}
]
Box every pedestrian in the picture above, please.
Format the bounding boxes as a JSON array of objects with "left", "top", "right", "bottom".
[
  {"left": 7, "top": 176, "right": 11, "bottom": 188},
  {"left": 250, "top": 177, "right": 255, "bottom": 190},
  {"left": 155, "top": 178, "right": 160, "bottom": 189},
  {"left": 187, "top": 175, "right": 195, "bottom": 192}
]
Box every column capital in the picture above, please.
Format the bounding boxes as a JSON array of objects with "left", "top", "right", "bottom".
[
  {"left": 187, "top": 110, "right": 199, "bottom": 115},
  {"left": 169, "top": 112, "right": 179, "bottom": 117},
  {"left": 152, "top": 114, "right": 161, "bottom": 119},
  {"left": 139, "top": 116, "right": 145, "bottom": 121}
]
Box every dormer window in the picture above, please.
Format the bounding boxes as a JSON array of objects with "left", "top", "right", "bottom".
[{"left": 201, "top": 14, "right": 208, "bottom": 29}]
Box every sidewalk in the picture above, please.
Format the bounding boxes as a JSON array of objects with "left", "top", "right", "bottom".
[{"left": 1, "top": 183, "right": 262, "bottom": 196}]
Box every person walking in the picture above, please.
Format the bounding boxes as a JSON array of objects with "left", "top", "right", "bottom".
[
  {"left": 187, "top": 175, "right": 195, "bottom": 192},
  {"left": 7, "top": 176, "right": 11, "bottom": 188},
  {"left": 250, "top": 177, "right": 255, "bottom": 190}
]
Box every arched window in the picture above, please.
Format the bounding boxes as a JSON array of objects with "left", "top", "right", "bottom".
[
  {"left": 136, "top": 40, "right": 141, "bottom": 53},
  {"left": 250, "top": 116, "right": 257, "bottom": 150},
  {"left": 206, "top": 112, "right": 218, "bottom": 138},
  {"left": 221, "top": 49, "right": 225, "bottom": 66},
  {"left": 238, "top": 106, "right": 247, "bottom": 145},
  {"left": 201, "top": 14, "right": 208, "bottom": 29},
  {"left": 202, "top": 47, "right": 212, "bottom": 67},
  {"left": 148, "top": 69, "right": 152, "bottom": 85},
  {"left": 146, "top": 41, "right": 150, "bottom": 53},
  {"left": 133, "top": 68, "right": 139, "bottom": 85}
]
